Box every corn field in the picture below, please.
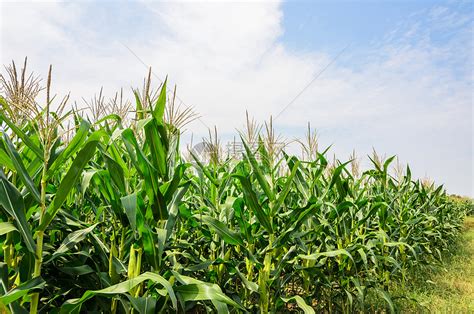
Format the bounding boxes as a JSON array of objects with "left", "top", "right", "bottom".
[{"left": 0, "top": 63, "right": 472, "bottom": 313}]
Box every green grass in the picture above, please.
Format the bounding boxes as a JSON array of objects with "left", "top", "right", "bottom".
[{"left": 396, "top": 216, "right": 474, "bottom": 313}]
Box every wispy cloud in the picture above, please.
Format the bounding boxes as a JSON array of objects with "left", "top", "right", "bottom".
[{"left": 0, "top": 1, "right": 472, "bottom": 196}]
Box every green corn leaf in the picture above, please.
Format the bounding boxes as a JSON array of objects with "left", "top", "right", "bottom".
[
  {"left": 242, "top": 138, "right": 274, "bottom": 201},
  {"left": 93, "top": 113, "right": 122, "bottom": 125},
  {"left": 107, "top": 138, "right": 130, "bottom": 177},
  {"left": 149, "top": 184, "right": 168, "bottom": 221},
  {"left": 272, "top": 160, "right": 300, "bottom": 215},
  {"left": 0, "top": 277, "right": 45, "bottom": 306},
  {"left": 165, "top": 184, "right": 189, "bottom": 241},
  {"left": 125, "top": 295, "right": 157, "bottom": 314},
  {"left": 274, "top": 202, "right": 320, "bottom": 248},
  {"left": 376, "top": 288, "right": 395, "bottom": 314},
  {"left": 284, "top": 153, "right": 309, "bottom": 199},
  {"left": 329, "top": 160, "right": 352, "bottom": 190},
  {"left": 163, "top": 164, "right": 187, "bottom": 202},
  {"left": 60, "top": 272, "right": 177, "bottom": 314},
  {"left": 59, "top": 265, "right": 95, "bottom": 276},
  {"left": 104, "top": 154, "right": 126, "bottom": 194},
  {"left": 383, "top": 155, "right": 396, "bottom": 174},
  {"left": 0, "top": 112, "right": 43, "bottom": 160},
  {"left": 281, "top": 296, "right": 315, "bottom": 314},
  {"left": 357, "top": 248, "right": 368, "bottom": 268},
  {"left": 3, "top": 133, "right": 41, "bottom": 203},
  {"left": 39, "top": 137, "right": 100, "bottom": 231},
  {"left": 190, "top": 150, "right": 219, "bottom": 186},
  {"left": 152, "top": 78, "right": 167, "bottom": 123},
  {"left": 55, "top": 223, "right": 98, "bottom": 255},
  {"left": 134, "top": 90, "right": 145, "bottom": 120},
  {"left": 0, "top": 221, "right": 17, "bottom": 236},
  {"left": 121, "top": 193, "right": 137, "bottom": 231},
  {"left": 81, "top": 170, "right": 98, "bottom": 196},
  {"left": 172, "top": 272, "right": 245, "bottom": 311},
  {"left": 122, "top": 128, "right": 152, "bottom": 177},
  {"left": 0, "top": 144, "right": 14, "bottom": 170},
  {"left": 385, "top": 241, "right": 417, "bottom": 258},
  {"left": 134, "top": 195, "right": 160, "bottom": 269},
  {"left": 144, "top": 120, "right": 167, "bottom": 177},
  {"left": 234, "top": 266, "right": 259, "bottom": 293},
  {"left": 300, "top": 249, "right": 354, "bottom": 263},
  {"left": 176, "top": 284, "right": 236, "bottom": 313},
  {"left": 0, "top": 262, "right": 7, "bottom": 294},
  {"left": 355, "top": 202, "right": 388, "bottom": 229},
  {"left": 0, "top": 170, "right": 36, "bottom": 254},
  {"left": 47, "top": 119, "right": 91, "bottom": 178},
  {"left": 140, "top": 224, "right": 159, "bottom": 270},
  {"left": 196, "top": 215, "right": 245, "bottom": 246},
  {"left": 45, "top": 224, "right": 100, "bottom": 264},
  {"left": 122, "top": 129, "right": 168, "bottom": 220},
  {"left": 234, "top": 174, "right": 273, "bottom": 234},
  {"left": 156, "top": 227, "right": 167, "bottom": 263}
]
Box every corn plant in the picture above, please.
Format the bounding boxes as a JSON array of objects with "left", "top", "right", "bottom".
[{"left": 0, "top": 62, "right": 469, "bottom": 313}]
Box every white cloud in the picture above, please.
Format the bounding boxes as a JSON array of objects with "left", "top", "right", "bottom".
[{"left": 0, "top": 1, "right": 472, "bottom": 196}]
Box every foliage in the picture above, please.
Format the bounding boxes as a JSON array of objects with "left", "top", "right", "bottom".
[
  {"left": 388, "top": 217, "right": 474, "bottom": 313},
  {"left": 0, "top": 65, "right": 469, "bottom": 313}
]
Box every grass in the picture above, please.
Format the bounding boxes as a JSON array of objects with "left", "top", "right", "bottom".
[{"left": 396, "top": 216, "right": 474, "bottom": 313}]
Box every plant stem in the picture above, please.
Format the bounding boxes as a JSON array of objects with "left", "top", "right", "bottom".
[
  {"left": 30, "top": 155, "right": 48, "bottom": 314},
  {"left": 30, "top": 230, "right": 44, "bottom": 314}
]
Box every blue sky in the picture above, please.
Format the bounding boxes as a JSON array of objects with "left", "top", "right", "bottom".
[
  {"left": 0, "top": 0, "right": 472, "bottom": 196},
  {"left": 282, "top": 1, "right": 417, "bottom": 53},
  {"left": 282, "top": 1, "right": 471, "bottom": 50},
  {"left": 281, "top": 0, "right": 472, "bottom": 81}
]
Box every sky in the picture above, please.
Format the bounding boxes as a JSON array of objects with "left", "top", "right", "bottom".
[{"left": 0, "top": 0, "right": 472, "bottom": 196}]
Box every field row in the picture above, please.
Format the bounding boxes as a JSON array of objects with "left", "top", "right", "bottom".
[{"left": 0, "top": 76, "right": 472, "bottom": 313}]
